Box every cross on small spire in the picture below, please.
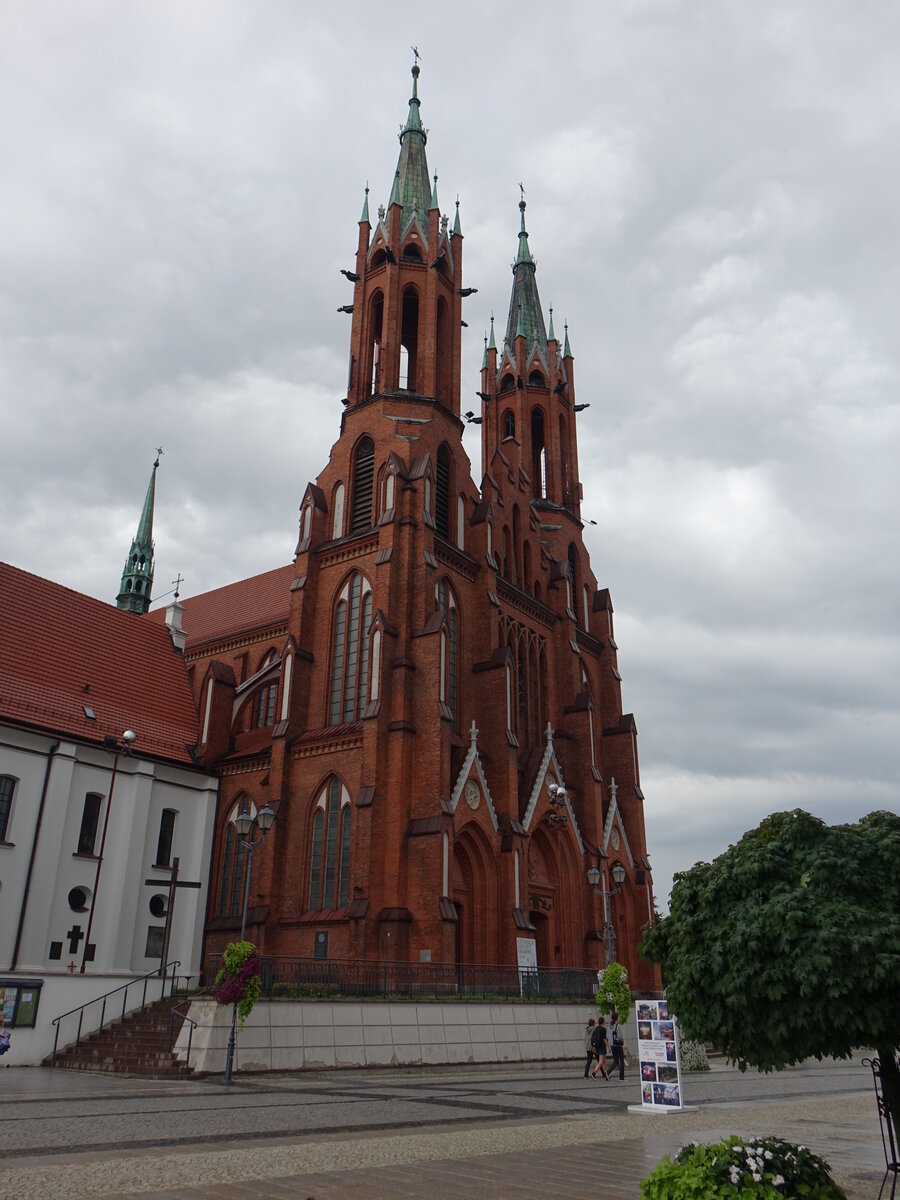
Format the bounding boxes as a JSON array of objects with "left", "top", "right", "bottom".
[
  {"left": 154, "top": 445, "right": 164, "bottom": 468},
  {"left": 518, "top": 182, "right": 525, "bottom": 202},
  {"left": 172, "top": 573, "right": 184, "bottom": 599},
  {"left": 411, "top": 45, "right": 421, "bottom": 64}
]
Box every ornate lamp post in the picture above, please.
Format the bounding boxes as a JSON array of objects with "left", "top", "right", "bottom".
[
  {"left": 223, "top": 803, "right": 275, "bottom": 1086},
  {"left": 587, "top": 861, "right": 627, "bottom": 966}
]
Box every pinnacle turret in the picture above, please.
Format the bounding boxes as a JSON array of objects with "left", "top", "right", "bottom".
[{"left": 503, "top": 189, "right": 548, "bottom": 361}]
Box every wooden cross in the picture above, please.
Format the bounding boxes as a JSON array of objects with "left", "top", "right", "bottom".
[{"left": 144, "top": 857, "right": 202, "bottom": 974}]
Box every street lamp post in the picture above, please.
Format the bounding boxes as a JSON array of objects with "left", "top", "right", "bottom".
[
  {"left": 81, "top": 730, "right": 137, "bottom": 973},
  {"left": 587, "top": 861, "right": 627, "bottom": 966},
  {"left": 223, "top": 804, "right": 276, "bottom": 1086}
]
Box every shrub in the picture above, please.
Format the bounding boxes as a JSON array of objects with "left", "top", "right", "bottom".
[
  {"left": 641, "top": 1135, "right": 847, "bottom": 1199},
  {"left": 596, "top": 962, "right": 631, "bottom": 1021},
  {"left": 680, "top": 1039, "right": 710, "bottom": 1072}
]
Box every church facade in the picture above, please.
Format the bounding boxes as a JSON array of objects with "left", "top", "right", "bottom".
[{"left": 178, "top": 64, "right": 660, "bottom": 991}]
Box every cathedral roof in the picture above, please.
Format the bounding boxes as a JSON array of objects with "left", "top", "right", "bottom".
[
  {"left": 393, "top": 61, "right": 432, "bottom": 231},
  {"left": 148, "top": 563, "right": 295, "bottom": 649},
  {"left": 502, "top": 195, "right": 549, "bottom": 369},
  {"left": 1, "top": 562, "right": 200, "bottom": 763}
]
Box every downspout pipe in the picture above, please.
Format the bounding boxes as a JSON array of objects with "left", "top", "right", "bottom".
[{"left": 9, "top": 739, "right": 60, "bottom": 970}]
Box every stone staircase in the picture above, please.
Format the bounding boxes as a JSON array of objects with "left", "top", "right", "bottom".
[{"left": 48, "top": 995, "right": 195, "bottom": 1077}]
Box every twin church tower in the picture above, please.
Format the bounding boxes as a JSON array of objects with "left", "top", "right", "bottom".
[{"left": 129, "top": 62, "right": 659, "bottom": 987}]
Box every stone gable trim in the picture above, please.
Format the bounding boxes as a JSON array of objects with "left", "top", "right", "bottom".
[
  {"left": 447, "top": 721, "right": 499, "bottom": 832},
  {"left": 219, "top": 755, "right": 271, "bottom": 777},
  {"left": 521, "top": 726, "right": 585, "bottom": 853},
  {"left": 576, "top": 628, "right": 605, "bottom": 658}
]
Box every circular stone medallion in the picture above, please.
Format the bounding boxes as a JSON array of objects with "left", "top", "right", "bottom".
[{"left": 464, "top": 779, "right": 480, "bottom": 810}]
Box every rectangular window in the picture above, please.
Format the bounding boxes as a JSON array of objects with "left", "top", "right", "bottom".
[
  {"left": 156, "top": 809, "right": 176, "bottom": 867},
  {"left": 77, "top": 793, "right": 103, "bottom": 856},
  {"left": 0, "top": 776, "right": 14, "bottom": 841}
]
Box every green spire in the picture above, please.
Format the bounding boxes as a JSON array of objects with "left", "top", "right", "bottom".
[
  {"left": 548, "top": 305, "right": 556, "bottom": 341},
  {"left": 429, "top": 172, "right": 439, "bottom": 212},
  {"left": 481, "top": 334, "right": 488, "bottom": 370},
  {"left": 392, "top": 58, "right": 431, "bottom": 227},
  {"left": 503, "top": 190, "right": 548, "bottom": 358},
  {"left": 117, "top": 452, "right": 159, "bottom": 615},
  {"left": 564, "top": 320, "right": 573, "bottom": 358},
  {"left": 488, "top": 314, "right": 496, "bottom": 350},
  {"left": 360, "top": 183, "right": 370, "bottom": 224},
  {"left": 453, "top": 196, "right": 461, "bottom": 236},
  {"left": 515, "top": 191, "right": 533, "bottom": 265}
]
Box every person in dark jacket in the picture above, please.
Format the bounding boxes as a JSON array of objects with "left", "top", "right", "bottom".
[
  {"left": 583, "top": 1018, "right": 596, "bottom": 1078},
  {"left": 609, "top": 1009, "right": 626, "bottom": 1079},
  {"left": 590, "top": 1015, "right": 610, "bottom": 1079}
]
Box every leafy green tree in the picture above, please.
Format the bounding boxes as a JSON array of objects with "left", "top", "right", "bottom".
[{"left": 641, "top": 809, "right": 900, "bottom": 1141}]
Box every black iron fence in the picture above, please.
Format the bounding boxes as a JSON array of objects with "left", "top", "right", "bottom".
[{"left": 205, "top": 955, "right": 597, "bottom": 1002}]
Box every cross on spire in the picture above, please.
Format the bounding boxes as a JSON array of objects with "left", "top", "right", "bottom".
[{"left": 411, "top": 45, "right": 420, "bottom": 64}]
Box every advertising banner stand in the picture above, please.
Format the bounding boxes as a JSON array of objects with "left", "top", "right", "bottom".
[{"left": 627, "top": 997, "right": 697, "bottom": 1115}]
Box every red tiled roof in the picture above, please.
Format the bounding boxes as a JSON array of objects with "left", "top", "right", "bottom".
[
  {"left": 1, "top": 562, "right": 200, "bottom": 765},
  {"left": 149, "top": 564, "right": 294, "bottom": 649}
]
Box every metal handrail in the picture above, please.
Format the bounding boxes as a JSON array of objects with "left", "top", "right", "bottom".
[{"left": 50, "top": 960, "right": 186, "bottom": 1061}]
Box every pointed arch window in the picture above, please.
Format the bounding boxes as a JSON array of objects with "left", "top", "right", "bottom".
[
  {"left": 436, "top": 579, "right": 458, "bottom": 726},
  {"left": 217, "top": 795, "right": 252, "bottom": 917},
  {"left": 435, "top": 444, "right": 450, "bottom": 539},
  {"left": 329, "top": 572, "right": 373, "bottom": 724},
  {"left": 502, "top": 410, "right": 516, "bottom": 440},
  {"left": 350, "top": 437, "right": 375, "bottom": 533},
  {"left": 401, "top": 286, "right": 419, "bottom": 391},
  {"left": 531, "top": 408, "right": 547, "bottom": 499},
  {"left": 254, "top": 651, "right": 278, "bottom": 728},
  {"left": 308, "top": 777, "right": 351, "bottom": 910},
  {"left": 368, "top": 292, "right": 384, "bottom": 396},
  {"left": 332, "top": 483, "right": 345, "bottom": 539}
]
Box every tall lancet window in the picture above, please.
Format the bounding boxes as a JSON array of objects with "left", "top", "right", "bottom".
[
  {"left": 436, "top": 578, "right": 458, "bottom": 726},
  {"left": 308, "top": 778, "right": 351, "bottom": 910},
  {"left": 329, "top": 572, "right": 373, "bottom": 725},
  {"left": 531, "top": 408, "right": 547, "bottom": 499},
  {"left": 350, "top": 437, "right": 375, "bottom": 533}
]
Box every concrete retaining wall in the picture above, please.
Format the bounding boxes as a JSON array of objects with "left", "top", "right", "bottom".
[{"left": 176, "top": 998, "right": 627, "bottom": 1074}]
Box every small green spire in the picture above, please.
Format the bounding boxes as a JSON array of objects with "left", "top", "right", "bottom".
[
  {"left": 488, "top": 313, "right": 496, "bottom": 350},
  {"left": 516, "top": 187, "right": 533, "bottom": 265},
  {"left": 516, "top": 303, "right": 525, "bottom": 340},
  {"left": 117, "top": 452, "right": 159, "bottom": 615},
  {"left": 429, "top": 172, "right": 439, "bottom": 212},
  {"left": 360, "top": 183, "right": 370, "bottom": 224},
  {"left": 389, "top": 168, "right": 401, "bottom": 208},
  {"left": 402, "top": 61, "right": 424, "bottom": 135},
  {"left": 453, "top": 196, "right": 461, "bottom": 236},
  {"left": 481, "top": 334, "right": 488, "bottom": 370},
  {"left": 548, "top": 305, "right": 555, "bottom": 341},
  {"left": 564, "top": 320, "right": 573, "bottom": 358}
]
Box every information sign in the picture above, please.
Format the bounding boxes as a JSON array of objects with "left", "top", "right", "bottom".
[{"left": 635, "top": 997, "right": 685, "bottom": 1110}]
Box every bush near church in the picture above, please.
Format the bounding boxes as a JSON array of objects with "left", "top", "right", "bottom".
[
  {"left": 641, "top": 809, "right": 900, "bottom": 1145},
  {"left": 641, "top": 1135, "right": 847, "bottom": 1199}
]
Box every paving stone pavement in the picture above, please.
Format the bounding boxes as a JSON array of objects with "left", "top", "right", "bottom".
[{"left": 0, "top": 1058, "right": 887, "bottom": 1199}]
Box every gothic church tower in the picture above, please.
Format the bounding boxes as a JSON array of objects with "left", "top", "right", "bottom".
[{"left": 186, "top": 63, "right": 659, "bottom": 991}]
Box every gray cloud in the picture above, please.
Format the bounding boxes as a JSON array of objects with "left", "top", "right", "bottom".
[{"left": 2, "top": 0, "right": 897, "bottom": 910}]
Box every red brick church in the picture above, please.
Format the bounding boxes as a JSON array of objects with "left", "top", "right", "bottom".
[{"left": 163, "top": 62, "right": 659, "bottom": 990}]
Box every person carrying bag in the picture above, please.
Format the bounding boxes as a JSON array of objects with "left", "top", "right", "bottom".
[{"left": 609, "top": 1009, "right": 626, "bottom": 1079}]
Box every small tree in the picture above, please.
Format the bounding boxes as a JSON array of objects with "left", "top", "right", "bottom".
[{"left": 641, "top": 809, "right": 900, "bottom": 1143}]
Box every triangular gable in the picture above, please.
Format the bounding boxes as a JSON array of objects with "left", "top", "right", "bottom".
[
  {"left": 521, "top": 724, "right": 585, "bottom": 853},
  {"left": 526, "top": 341, "right": 550, "bottom": 375},
  {"left": 301, "top": 482, "right": 327, "bottom": 512},
  {"left": 400, "top": 212, "right": 429, "bottom": 250},
  {"left": 448, "top": 721, "right": 499, "bottom": 832},
  {"left": 601, "top": 777, "right": 636, "bottom": 868}
]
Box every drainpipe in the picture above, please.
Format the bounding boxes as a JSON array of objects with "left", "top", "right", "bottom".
[{"left": 9, "top": 739, "right": 60, "bottom": 970}]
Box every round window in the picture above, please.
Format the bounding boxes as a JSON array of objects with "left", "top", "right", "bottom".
[{"left": 68, "top": 886, "right": 88, "bottom": 912}]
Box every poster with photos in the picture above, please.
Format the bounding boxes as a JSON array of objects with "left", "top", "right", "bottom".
[{"left": 635, "top": 998, "right": 685, "bottom": 1110}]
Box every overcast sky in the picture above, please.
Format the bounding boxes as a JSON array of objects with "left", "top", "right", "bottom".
[{"left": 3, "top": 1, "right": 898, "bottom": 910}]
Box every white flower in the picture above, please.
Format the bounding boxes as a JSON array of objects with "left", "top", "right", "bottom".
[
  {"left": 764, "top": 1151, "right": 773, "bottom": 1161},
  {"left": 773, "top": 1176, "right": 785, "bottom": 1188},
  {"left": 752, "top": 1172, "right": 762, "bottom": 1182},
  {"left": 729, "top": 1167, "right": 741, "bottom": 1184}
]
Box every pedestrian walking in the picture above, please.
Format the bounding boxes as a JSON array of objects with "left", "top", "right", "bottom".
[
  {"left": 583, "top": 1018, "right": 596, "bottom": 1078},
  {"left": 609, "top": 1009, "right": 626, "bottom": 1079},
  {"left": 590, "top": 1015, "right": 609, "bottom": 1079}
]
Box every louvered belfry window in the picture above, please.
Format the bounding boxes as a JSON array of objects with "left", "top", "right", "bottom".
[
  {"left": 435, "top": 444, "right": 450, "bottom": 539},
  {"left": 350, "top": 436, "right": 375, "bottom": 533}
]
